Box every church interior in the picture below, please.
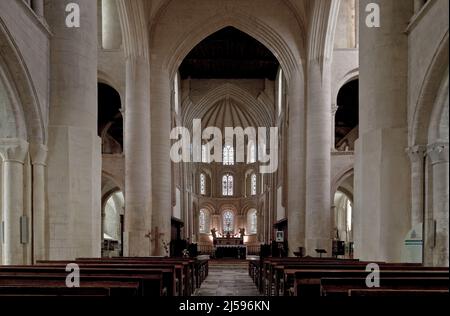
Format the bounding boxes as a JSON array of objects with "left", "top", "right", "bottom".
[{"left": 0, "top": 0, "right": 448, "bottom": 298}]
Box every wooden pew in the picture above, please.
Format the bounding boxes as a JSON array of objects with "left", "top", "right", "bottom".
[
  {"left": 320, "top": 277, "right": 449, "bottom": 296},
  {"left": 0, "top": 265, "right": 167, "bottom": 296},
  {"left": 72, "top": 256, "right": 207, "bottom": 295},
  {"left": 260, "top": 258, "right": 361, "bottom": 295},
  {"left": 45, "top": 256, "right": 209, "bottom": 295},
  {"left": 348, "top": 289, "right": 450, "bottom": 296},
  {"left": 0, "top": 271, "right": 161, "bottom": 296},
  {"left": 293, "top": 269, "right": 449, "bottom": 296},
  {"left": 0, "top": 276, "right": 140, "bottom": 296},
  {"left": 278, "top": 263, "right": 440, "bottom": 296}
]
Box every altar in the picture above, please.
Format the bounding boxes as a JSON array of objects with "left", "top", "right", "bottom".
[
  {"left": 215, "top": 244, "right": 246, "bottom": 259},
  {"left": 214, "top": 237, "right": 243, "bottom": 246},
  {"left": 212, "top": 230, "right": 246, "bottom": 259}
]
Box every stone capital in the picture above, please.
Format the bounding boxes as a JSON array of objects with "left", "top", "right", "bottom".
[
  {"left": 406, "top": 145, "right": 427, "bottom": 163},
  {"left": 331, "top": 104, "right": 339, "bottom": 116},
  {"left": 0, "top": 138, "right": 29, "bottom": 163},
  {"left": 29, "top": 143, "right": 48, "bottom": 166},
  {"left": 427, "top": 143, "right": 449, "bottom": 165}
]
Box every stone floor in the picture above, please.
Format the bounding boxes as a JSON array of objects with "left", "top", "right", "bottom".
[{"left": 195, "top": 261, "right": 260, "bottom": 296}]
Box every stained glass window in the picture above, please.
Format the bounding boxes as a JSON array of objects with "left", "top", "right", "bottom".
[
  {"left": 222, "top": 174, "right": 233, "bottom": 196},
  {"left": 223, "top": 210, "right": 234, "bottom": 233},
  {"left": 200, "top": 173, "right": 206, "bottom": 195},
  {"left": 223, "top": 145, "right": 234, "bottom": 165}
]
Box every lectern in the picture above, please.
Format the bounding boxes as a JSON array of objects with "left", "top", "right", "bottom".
[{"left": 315, "top": 248, "right": 327, "bottom": 258}]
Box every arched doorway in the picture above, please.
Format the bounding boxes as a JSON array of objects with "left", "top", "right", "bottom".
[
  {"left": 102, "top": 190, "right": 124, "bottom": 257},
  {"left": 332, "top": 172, "right": 354, "bottom": 258}
]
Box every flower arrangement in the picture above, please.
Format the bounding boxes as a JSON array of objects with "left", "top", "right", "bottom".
[{"left": 162, "top": 240, "right": 169, "bottom": 257}]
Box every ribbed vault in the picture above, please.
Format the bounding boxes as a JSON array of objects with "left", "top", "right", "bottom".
[{"left": 182, "top": 83, "right": 274, "bottom": 131}]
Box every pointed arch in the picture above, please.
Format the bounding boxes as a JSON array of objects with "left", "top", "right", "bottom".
[{"left": 163, "top": 11, "right": 301, "bottom": 82}]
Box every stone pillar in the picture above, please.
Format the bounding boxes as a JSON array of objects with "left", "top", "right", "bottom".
[
  {"left": 46, "top": 0, "right": 101, "bottom": 259},
  {"left": 407, "top": 146, "right": 427, "bottom": 228},
  {"left": 29, "top": 143, "right": 48, "bottom": 262},
  {"left": 31, "top": 0, "right": 44, "bottom": 17},
  {"left": 305, "top": 60, "right": 332, "bottom": 256},
  {"left": 355, "top": 0, "right": 413, "bottom": 262},
  {"left": 331, "top": 104, "right": 339, "bottom": 151},
  {"left": 150, "top": 66, "right": 172, "bottom": 256},
  {"left": 287, "top": 70, "right": 306, "bottom": 256},
  {"left": 0, "top": 139, "right": 29, "bottom": 265},
  {"left": 427, "top": 143, "right": 449, "bottom": 267},
  {"left": 123, "top": 56, "right": 152, "bottom": 256}
]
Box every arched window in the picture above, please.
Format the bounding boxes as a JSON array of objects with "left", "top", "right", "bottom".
[
  {"left": 248, "top": 142, "right": 256, "bottom": 163},
  {"left": 199, "top": 209, "right": 208, "bottom": 233},
  {"left": 223, "top": 210, "right": 234, "bottom": 233},
  {"left": 251, "top": 173, "right": 257, "bottom": 196},
  {"left": 222, "top": 174, "right": 233, "bottom": 196},
  {"left": 223, "top": 145, "right": 234, "bottom": 165},
  {"left": 200, "top": 173, "right": 206, "bottom": 195},
  {"left": 247, "top": 209, "right": 257, "bottom": 234}
]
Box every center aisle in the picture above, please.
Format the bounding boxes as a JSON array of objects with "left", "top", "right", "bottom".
[{"left": 195, "top": 260, "right": 261, "bottom": 296}]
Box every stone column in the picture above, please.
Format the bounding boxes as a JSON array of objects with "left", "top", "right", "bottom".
[
  {"left": 150, "top": 66, "right": 172, "bottom": 256},
  {"left": 305, "top": 60, "right": 332, "bottom": 256},
  {"left": 29, "top": 143, "right": 48, "bottom": 262},
  {"left": 46, "top": 0, "right": 101, "bottom": 259},
  {"left": 407, "top": 146, "right": 427, "bottom": 228},
  {"left": 355, "top": 0, "right": 413, "bottom": 262},
  {"left": 427, "top": 143, "right": 449, "bottom": 267},
  {"left": 31, "top": 0, "right": 44, "bottom": 17},
  {"left": 331, "top": 104, "right": 339, "bottom": 151},
  {"left": 414, "top": 0, "right": 426, "bottom": 13},
  {"left": 287, "top": 70, "right": 306, "bottom": 256},
  {"left": 123, "top": 56, "right": 152, "bottom": 257},
  {"left": 0, "top": 139, "right": 29, "bottom": 265}
]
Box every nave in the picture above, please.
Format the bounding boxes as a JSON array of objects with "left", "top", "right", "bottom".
[{"left": 195, "top": 260, "right": 260, "bottom": 296}]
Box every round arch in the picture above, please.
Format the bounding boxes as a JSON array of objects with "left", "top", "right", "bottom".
[
  {"left": 333, "top": 68, "right": 359, "bottom": 107},
  {"left": 0, "top": 22, "right": 45, "bottom": 144},
  {"left": 98, "top": 70, "right": 124, "bottom": 105},
  {"left": 331, "top": 167, "right": 354, "bottom": 201},
  {"left": 410, "top": 33, "right": 449, "bottom": 146}
]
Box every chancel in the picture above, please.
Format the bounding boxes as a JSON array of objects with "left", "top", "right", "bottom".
[{"left": 0, "top": 0, "right": 448, "bottom": 298}]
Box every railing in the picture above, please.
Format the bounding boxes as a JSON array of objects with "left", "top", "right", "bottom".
[{"left": 198, "top": 243, "right": 261, "bottom": 256}]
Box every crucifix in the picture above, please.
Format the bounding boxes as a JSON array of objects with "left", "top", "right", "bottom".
[{"left": 145, "top": 226, "right": 165, "bottom": 256}]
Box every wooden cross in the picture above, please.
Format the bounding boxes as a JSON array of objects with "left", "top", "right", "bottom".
[{"left": 145, "top": 226, "right": 165, "bottom": 255}]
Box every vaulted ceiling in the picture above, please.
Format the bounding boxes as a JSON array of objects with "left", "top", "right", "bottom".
[{"left": 179, "top": 27, "right": 279, "bottom": 80}]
